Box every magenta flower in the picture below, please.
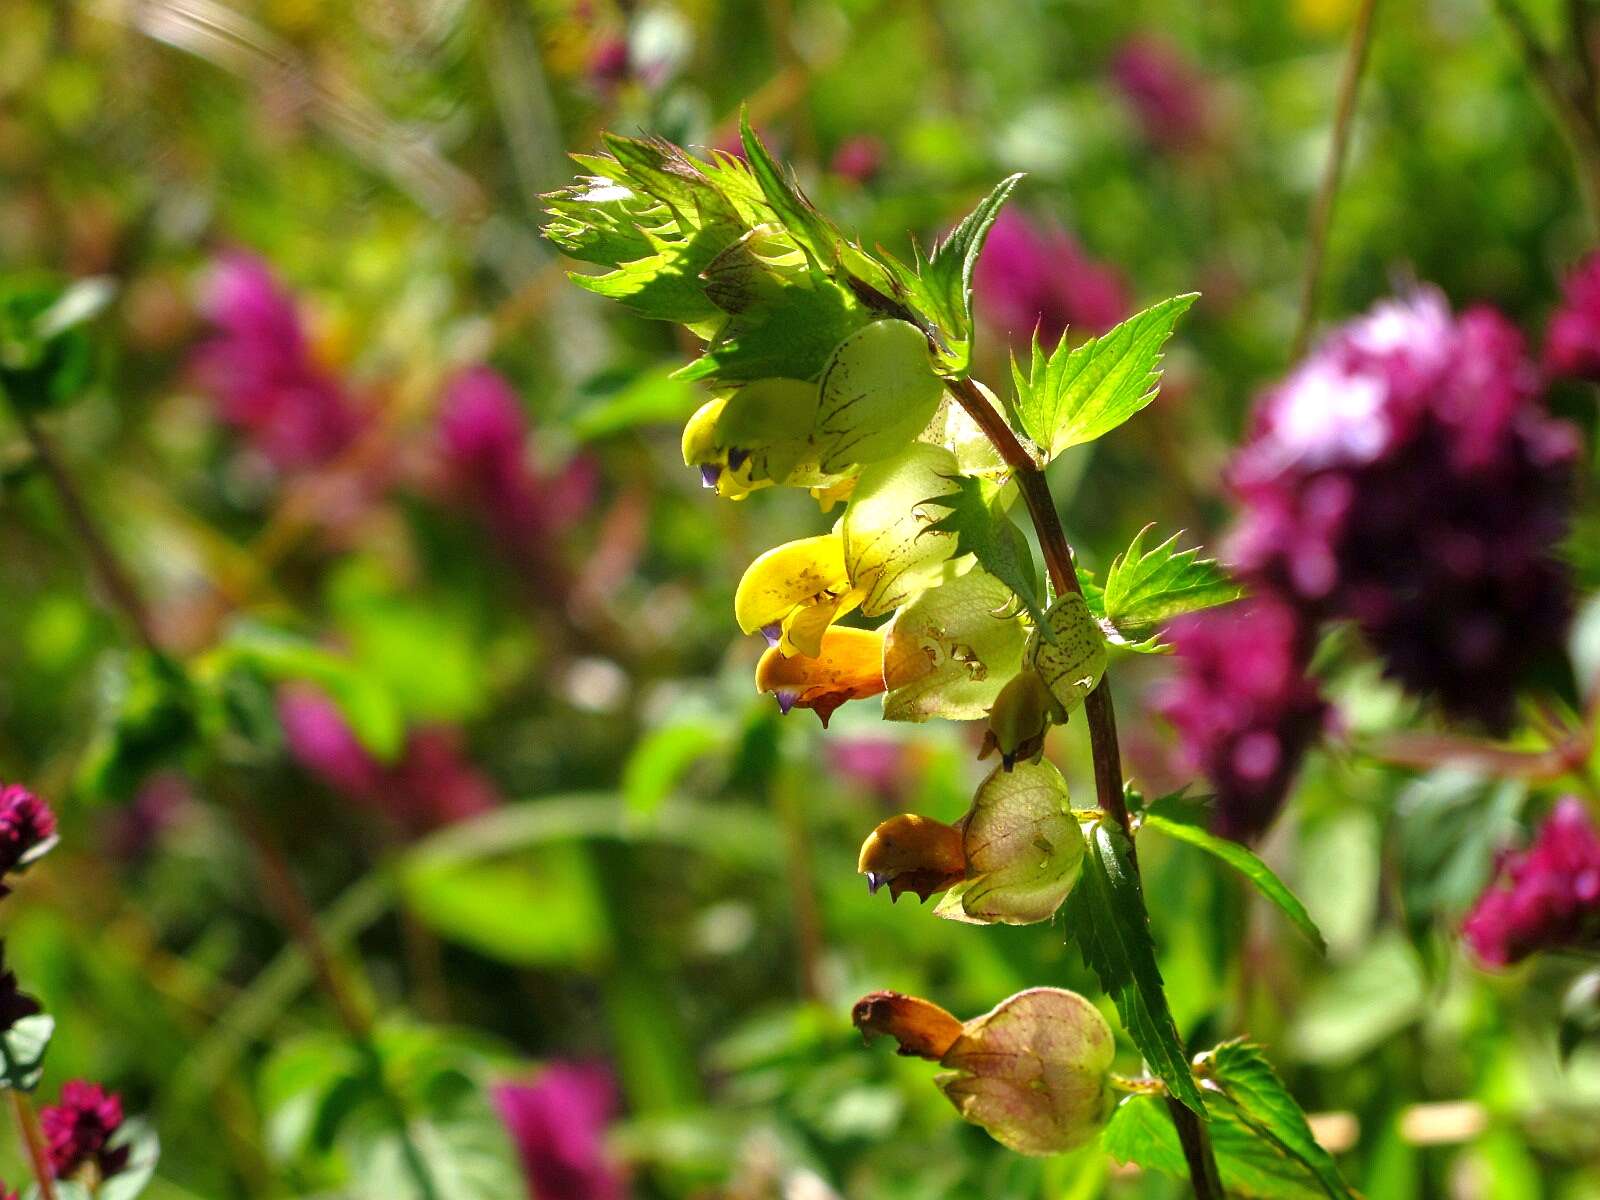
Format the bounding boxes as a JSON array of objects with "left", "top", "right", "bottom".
[
  {"left": 1464, "top": 798, "right": 1600, "bottom": 966},
  {"left": 1545, "top": 252, "right": 1600, "bottom": 382},
  {"left": 587, "top": 36, "right": 631, "bottom": 92},
  {"left": 41, "top": 1081, "right": 128, "bottom": 1182},
  {"left": 831, "top": 135, "right": 885, "bottom": 185},
  {"left": 972, "top": 209, "right": 1131, "bottom": 346},
  {"left": 278, "top": 685, "right": 499, "bottom": 835},
  {"left": 438, "top": 366, "right": 596, "bottom": 553},
  {"left": 492, "top": 1063, "right": 627, "bottom": 1200},
  {"left": 191, "top": 252, "right": 360, "bottom": 471},
  {"left": 827, "top": 737, "right": 914, "bottom": 801},
  {"left": 1156, "top": 598, "right": 1329, "bottom": 842},
  {"left": 0, "top": 783, "right": 57, "bottom": 881},
  {"left": 1109, "top": 35, "right": 1211, "bottom": 152},
  {"left": 1227, "top": 288, "right": 1578, "bottom": 731}
]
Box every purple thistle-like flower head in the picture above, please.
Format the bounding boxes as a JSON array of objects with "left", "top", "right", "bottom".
[
  {"left": 1155, "top": 597, "right": 1329, "bottom": 842},
  {"left": 0, "top": 784, "right": 57, "bottom": 880},
  {"left": 1546, "top": 251, "right": 1600, "bottom": 382},
  {"left": 1464, "top": 798, "right": 1600, "bottom": 966},
  {"left": 41, "top": 1081, "right": 128, "bottom": 1182},
  {"left": 492, "top": 1062, "right": 627, "bottom": 1200},
  {"left": 1227, "top": 287, "right": 1578, "bottom": 730},
  {"left": 191, "top": 252, "right": 360, "bottom": 471},
  {"left": 973, "top": 209, "right": 1131, "bottom": 347},
  {"left": 277, "top": 685, "right": 385, "bottom": 800},
  {"left": 1109, "top": 35, "right": 1211, "bottom": 151}
]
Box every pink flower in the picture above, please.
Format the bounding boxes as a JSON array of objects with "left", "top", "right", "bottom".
[
  {"left": 1464, "top": 798, "right": 1600, "bottom": 966},
  {"left": 1109, "top": 35, "right": 1211, "bottom": 151},
  {"left": 191, "top": 252, "right": 361, "bottom": 470},
  {"left": 972, "top": 209, "right": 1130, "bottom": 346},
  {"left": 41, "top": 1081, "right": 127, "bottom": 1182},
  {"left": 1156, "top": 598, "right": 1329, "bottom": 842},
  {"left": 827, "top": 737, "right": 914, "bottom": 801},
  {"left": 1545, "top": 252, "right": 1600, "bottom": 381},
  {"left": 492, "top": 1063, "right": 627, "bottom": 1200},
  {"left": 438, "top": 367, "right": 596, "bottom": 553},
  {"left": 1227, "top": 288, "right": 1577, "bottom": 730},
  {"left": 277, "top": 685, "right": 499, "bottom": 835},
  {"left": 0, "top": 783, "right": 56, "bottom": 882},
  {"left": 831, "top": 135, "right": 885, "bottom": 185}
]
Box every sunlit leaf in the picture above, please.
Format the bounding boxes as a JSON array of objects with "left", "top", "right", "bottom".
[
  {"left": 1008, "top": 294, "right": 1197, "bottom": 461},
  {"left": 922, "top": 473, "right": 1048, "bottom": 631},
  {"left": 1094, "top": 525, "right": 1243, "bottom": 652}
]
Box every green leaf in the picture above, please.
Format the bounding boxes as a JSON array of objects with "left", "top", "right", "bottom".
[
  {"left": 1064, "top": 820, "right": 1204, "bottom": 1112},
  {"left": 1008, "top": 294, "right": 1197, "bottom": 461},
  {"left": 739, "top": 111, "right": 838, "bottom": 268},
  {"left": 1103, "top": 1093, "right": 1341, "bottom": 1200},
  {"left": 1197, "top": 1040, "right": 1357, "bottom": 1200},
  {"left": 0, "top": 1014, "right": 52, "bottom": 1092},
  {"left": 921, "top": 473, "right": 1048, "bottom": 629},
  {"left": 1096, "top": 525, "right": 1243, "bottom": 651},
  {"left": 883, "top": 564, "right": 1028, "bottom": 722},
  {"left": 883, "top": 175, "right": 1023, "bottom": 377},
  {"left": 1141, "top": 809, "right": 1326, "bottom": 954}
]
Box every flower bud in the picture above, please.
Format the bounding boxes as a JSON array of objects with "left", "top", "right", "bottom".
[
  {"left": 854, "top": 987, "right": 1116, "bottom": 1156},
  {"left": 981, "top": 668, "right": 1059, "bottom": 768},
  {"left": 755, "top": 626, "right": 886, "bottom": 726},
  {"left": 680, "top": 379, "right": 838, "bottom": 499},
  {"left": 857, "top": 813, "right": 966, "bottom": 901}
]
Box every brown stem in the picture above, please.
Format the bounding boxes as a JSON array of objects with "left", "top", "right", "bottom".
[
  {"left": 1290, "top": 0, "right": 1380, "bottom": 362},
  {"left": 13, "top": 407, "right": 162, "bottom": 655},
  {"left": 944, "top": 377, "right": 1220, "bottom": 1198},
  {"left": 1495, "top": 0, "right": 1600, "bottom": 238},
  {"left": 12, "top": 1090, "right": 58, "bottom": 1200}
]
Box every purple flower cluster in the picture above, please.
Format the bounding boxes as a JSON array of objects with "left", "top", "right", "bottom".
[
  {"left": 1227, "top": 288, "right": 1578, "bottom": 731},
  {"left": 42, "top": 1081, "right": 128, "bottom": 1182},
  {"left": 191, "top": 252, "right": 361, "bottom": 471},
  {"left": 1156, "top": 598, "right": 1330, "bottom": 843},
  {"left": 0, "top": 784, "right": 56, "bottom": 880},
  {"left": 277, "top": 685, "right": 500, "bottom": 835},
  {"left": 1546, "top": 251, "right": 1600, "bottom": 382},
  {"left": 1109, "top": 35, "right": 1211, "bottom": 152},
  {"left": 1463, "top": 798, "right": 1600, "bottom": 966},
  {"left": 492, "top": 1062, "right": 627, "bottom": 1200},
  {"left": 437, "top": 366, "right": 596, "bottom": 556},
  {"left": 972, "top": 209, "right": 1131, "bottom": 346}
]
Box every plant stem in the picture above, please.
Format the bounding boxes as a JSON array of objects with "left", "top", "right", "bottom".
[
  {"left": 944, "top": 377, "right": 1222, "bottom": 1200},
  {"left": 11, "top": 1090, "right": 58, "bottom": 1200},
  {"left": 1494, "top": 0, "right": 1600, "bottom": 239},
  {"left": 1291, "top": 0, "right": 1380, "bottom": 362}
]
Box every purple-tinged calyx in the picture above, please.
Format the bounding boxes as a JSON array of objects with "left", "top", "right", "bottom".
[
  {"left": 699, "top": 464, "right": 721, "bottom": 489},
  {"left": 760, "top": 623, "right": 782, "bottom": 648},
  {"left": 774, "top": 690, "right": 798, "bottom": 716}
]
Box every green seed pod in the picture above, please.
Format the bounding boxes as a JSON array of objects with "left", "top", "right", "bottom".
[{"left": 982, "top": 669, "right": 1058, "bottom": 769}]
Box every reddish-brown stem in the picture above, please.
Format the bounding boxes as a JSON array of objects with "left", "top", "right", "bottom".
[
  {"left": 944, "top": 375, "right": 1219, "bottom": 1200},
  {"left": 11, "top": 1090, "right": 58, "bottom": 1200}
]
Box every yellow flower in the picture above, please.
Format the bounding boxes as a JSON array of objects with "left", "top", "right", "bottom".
[{"left": 735, "top": 534, "right": 862, "bottom": 658}]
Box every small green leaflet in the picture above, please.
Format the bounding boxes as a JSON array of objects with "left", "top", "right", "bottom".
[
  {"left": 921, "top": 473, "right": 1050, "bottom": 632},
  {"left": 1063, "top": 819, "right": 1205, "bottom": 1112},
  {"left": 1095, "top": 525, "right": 1242, "bottom": 651},
  {"left": 1141, "top": 807, "right": 1326, "bottom": 955},
  {"left": 0, "top": 1014, "right": 52, "bottom": 1092},
  {"left": 1007, "top": 294, "right": 1198, "bottom": 461}
]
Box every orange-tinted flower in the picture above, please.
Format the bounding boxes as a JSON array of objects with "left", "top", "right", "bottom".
[{"left": 755, "top": 626, "right": 885, "bottom": 727}]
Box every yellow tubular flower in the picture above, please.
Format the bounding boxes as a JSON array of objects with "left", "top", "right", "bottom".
[
  {"left": 755, "top": 626, "right": 886, "bottom": 727},
  {"left": 734, "top": 534, "right": 862, "bottom": 658}
]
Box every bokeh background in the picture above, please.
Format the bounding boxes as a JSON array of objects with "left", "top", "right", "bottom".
[{"left": 3, "top": 0, "right": 1600, "bottom": 1196}]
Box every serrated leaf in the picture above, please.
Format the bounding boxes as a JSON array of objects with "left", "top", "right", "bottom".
[
  {"left": 922, "top": 473, "right": 1048, "bottom": 629},
  {"left": 674, "top": 266, "right": 868, "bottom": 386},
  {"left": 1103, "top": 1093, "right": 1334, "bottom": 1200},
  {"left": 0, "top": 1014, "right": 52, "bottom": 1092},
  {"left": 1141, "top": 809, "right": 1326, "bottom": 954},
  {"left": 1197, "top": 1040, "right": 1357, "bottom": 1199},
  {"left": 1098, "top": 525, "right": 1242, "bottom": 651},
  {"left": 1008, "top": 294, "right": 1197, "bottom": 461},
  {"left": 883, "top": 564, "right": 1027, "bottom": 722},
  {"left": 883, "top": 175, "right": 1023, "bottom": 376},
  {"left": 1064, "top": 820, "right": 1204, "bottom": 1111}
]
